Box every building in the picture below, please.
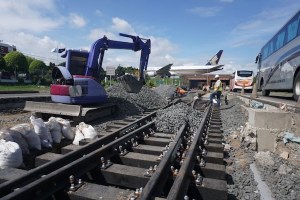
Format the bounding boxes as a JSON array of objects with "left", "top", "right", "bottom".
[
  {"left": 0, "top": 41, "right": 17, "bottom": 57},
  {"left": 181, "top": 74, "right": 233, "bottom": 89}
]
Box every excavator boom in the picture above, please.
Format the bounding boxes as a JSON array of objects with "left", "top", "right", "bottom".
[{"left": 85, "top": 33, "right": 151, "bottom": 93}]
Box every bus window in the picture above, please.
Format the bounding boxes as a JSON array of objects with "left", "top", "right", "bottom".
[
  {"left": 275, "top": 30, "right": 286, "bottom": 51},
  {"left": 237, "top": 71, "right": 253, "bottom": 77},
  {"left": 287, "top": 17, "right": 299, "bottom": 42}
]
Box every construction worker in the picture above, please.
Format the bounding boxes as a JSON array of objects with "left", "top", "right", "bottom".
[{"left": 209, "top": 74, "right": 223, "bottom": 108}]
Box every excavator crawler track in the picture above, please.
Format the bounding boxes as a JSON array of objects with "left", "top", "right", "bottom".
[{"left": 24, "top": 101, "right": 117, "bottom": 123}]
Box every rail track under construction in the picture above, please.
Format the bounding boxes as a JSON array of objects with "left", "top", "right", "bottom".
[{"left": 0, "top": 99, "right": 226, "bottom": 200}]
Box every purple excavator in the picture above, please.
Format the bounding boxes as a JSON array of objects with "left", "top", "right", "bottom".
[{"left": 24, "top": 33, "right": 151, "bottom": 122}]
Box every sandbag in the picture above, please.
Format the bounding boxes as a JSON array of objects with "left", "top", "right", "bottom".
[
  {"left": 55, "top": 117, "right": 75, "bottom": 140},
  {"left": 30, "top": 116, "right": 52, "bottom": 148},
  {"left": 45, "top": 117, "right": 62, "bottom": 143},
  {"left": 73, "top": 126, "right": 85, "bottom": 145},
  {"left": 10, "top": 123, "right": 41, "bottom": 150},
  {"left": 0, "top": 139, "right": 23, "bottom": 169},
  {"left": 78, "top": 122, "right": 97, "bottom": 140},
  {"left": 0, "top": 129, "right": 14, "bottom": 142},
  {"left": 6, "top": 129, "right": 30, "bottom": 155}
]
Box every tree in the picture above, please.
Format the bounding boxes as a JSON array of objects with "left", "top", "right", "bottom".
[
  {"left": 125, "top": 66, "right": 136, "bottom": 74},
  {"left": 0, "top": 55, "right": 6, "bottom": 71},
  {"left": 115, "top": 65, "right": 125, "bottom": 77},
  {"left": 4, "top": 51, "right": 28, "bottom": 74},
  {"left": 29, "top": 60, "right": 47, "bottom": 84},
  {"left": 26, "top": 56, "right": 35, "bottom": 67}
]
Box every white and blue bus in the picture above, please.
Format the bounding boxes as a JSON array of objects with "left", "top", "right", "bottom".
[
  {"left": 230, "top": 70, "right": 254, "bottom": 92},
  {"left": 256, "top": 9, "right": 300, "bottom": 101}
]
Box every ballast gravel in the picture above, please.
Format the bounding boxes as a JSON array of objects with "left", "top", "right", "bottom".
[{"left": 155, "top": 102, "right": 203, "bottom": 133}]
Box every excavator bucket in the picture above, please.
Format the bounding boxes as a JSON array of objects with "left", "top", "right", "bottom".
[{"left": 118, "top": 74, "right": 144, "bottom": 93}]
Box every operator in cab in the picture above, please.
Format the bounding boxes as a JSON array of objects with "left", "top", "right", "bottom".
[{"left": 209, "top": 74, "right": 222, "bottom": 108}]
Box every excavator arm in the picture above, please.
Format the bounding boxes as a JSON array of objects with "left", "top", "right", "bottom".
[{"left": 85, "top": 33, "right": 151, "bottom": 92}]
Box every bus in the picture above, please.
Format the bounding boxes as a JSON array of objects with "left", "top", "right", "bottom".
[
  {"left": 230, "top": 70, "right": 254, "bottom": 92},
  {"left": 256, "top": 9, "right": 300, "bottom": 101}
]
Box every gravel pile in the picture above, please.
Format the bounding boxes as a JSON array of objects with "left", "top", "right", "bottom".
[
  {"left": 106, "top": 83, "right": 168, "bottom": 116},
  {"left": 255, "top": 151, "right": 300, "bottom": 200},
  {"left": 221, "top": 98, "right": 260, "bottom": 200},
  {"left": 155, "top": 102, "right": 203, "bottom": 133},
  {"left": 153, "top": 85, "right": 176, "bottom": 99},
  {"left": 221, "top": 98, "right": 246, "bottom": 136}
]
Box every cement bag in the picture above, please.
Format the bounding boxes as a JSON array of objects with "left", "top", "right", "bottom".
[
  {"left": 0, "top": 140, "right": 23, "bottom": 169},
  {"left": 78, "top": 122, "right": 97, "bottom": 140},
  {"left": 73, "top": 126, "right": 85, "bottom": 145},
  {"left": 0, "top": 129, "right": 14, "bottom": 142},
  {"left": 45, "top": 117, "right": 62, "bottom": 143},
  {"left": 10, "top": 123, "right": 41, "bottom": 151},
  {"left": 55, "top": 117, "right": 74, "bottom": 140},
  {"left": 30, "top": 116, "right": 52, "bottom": 148},
  {"left": 6, "top": 129, "right": 30, "bottom": 155}
]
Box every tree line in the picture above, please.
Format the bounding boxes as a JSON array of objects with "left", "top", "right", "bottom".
[{"left": 0, "top": 51, "right": 149, "bottom": 86}]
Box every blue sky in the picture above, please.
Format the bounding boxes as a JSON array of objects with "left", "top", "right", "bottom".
[{"left": 0, "top": 0, "right": 299, "bottom": 74}]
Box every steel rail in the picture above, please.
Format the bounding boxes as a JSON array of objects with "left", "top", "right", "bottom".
[
  {"left": 167, "top": 104, "right": 212, "bottom": 200},
  {"left": 0, "top": 111, "right": 156, "bottom": 198},
  {"left": 1, "top": 121, "right": 156, "bottom": 200},
  {"left": 140, "top": 123, "right": 187, "bottom": 200}
]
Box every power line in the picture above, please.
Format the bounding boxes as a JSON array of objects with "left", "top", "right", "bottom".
[{"left": 22, "top": 52, "right": 65, "bottom": 63}]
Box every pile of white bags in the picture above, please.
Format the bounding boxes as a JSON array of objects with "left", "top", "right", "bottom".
[{"left": 0, "top": 116, "right": 76, "bottom": 169}]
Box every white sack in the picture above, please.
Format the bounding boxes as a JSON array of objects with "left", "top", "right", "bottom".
[
  {"left": 30, "top": 116, "right": 52, "bottom": 148},
  {"left": 45, "top": 117, "right": 62, "bottom": 143},
  {"left": 0, "top": 140, "right": 23, "bottom": 169},
  {"left": 0, "top": 129, "right": 14, "bottom": 142},
  {"left": 10, "top": 123, "right": 41, "bottom": 150},
  {"left": 55, "top": 117, "right": 74, "bottom": 140},
  {"left": 78, "top": 122, "right": 97, "bottom": 140},
  {"left": 73, "top": 126, "right": 85, "bottom": 145},
  {"left": 6, "top": 129, "right": 30, "bottom": 154}
]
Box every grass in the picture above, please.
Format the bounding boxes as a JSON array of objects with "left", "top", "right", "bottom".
[{"left": 0, "top": 85, "right": 50, "bottom": 92}]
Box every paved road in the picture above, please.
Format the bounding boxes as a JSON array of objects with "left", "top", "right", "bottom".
[
  {"left": 233, "top": 91, "right": 298, "bottom": 107},
  {"left": 0, "top": 92, "right": 50, "bottom": 99}
]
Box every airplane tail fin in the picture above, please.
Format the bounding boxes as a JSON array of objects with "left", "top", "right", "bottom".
[{"left": 205, "top": 50, "right": 223, "bottom": 65}]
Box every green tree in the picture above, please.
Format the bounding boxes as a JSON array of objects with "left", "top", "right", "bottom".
[
  {"left": 26, "top": 56, "right": 35, "bottom": 67},
  {"left": 125, "top": 66, "right": 136, "bottom": 74},
  {"left": 0, "top": 55, "right": 6, "bottom": 71},
  {"left": 29, "top": 60, "right": 47, "bottom": 84},
  {"left": 115, "top": 65, "right": 125, "bottom": 77},
  {"left": 4, "top": 51, "right": 28, "bottom": 75}
]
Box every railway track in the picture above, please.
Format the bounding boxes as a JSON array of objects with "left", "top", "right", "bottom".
[{"left": 0, "top": 99, "right": 226, "bottom": 200}]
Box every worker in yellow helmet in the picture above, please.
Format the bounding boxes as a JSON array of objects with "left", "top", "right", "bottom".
[{"left": 209, "top": 74, "right": 223, "bottom": 108}]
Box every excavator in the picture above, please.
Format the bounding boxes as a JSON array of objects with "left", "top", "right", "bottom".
[{"left": 24, "top": 33, "right": 151, "bottom": 122}]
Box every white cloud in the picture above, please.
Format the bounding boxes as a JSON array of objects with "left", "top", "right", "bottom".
[
  {"left": 88, "top": 28, "right": 117, "bottom": 40},
  {"left": 69, "top": 13, "right": 86, "bottom": 28},
  {"left": 2, "top": 32, "right": 66, "bottom": 64},
  {"left": 85, "top": 17, "right": 178, "bottom": 68},
  {"left": 0, "top": 0, "right": 63, "bottom": 33},
  {"left": 187, "top": 7, "right": 222, "bottom": 17},
  {"left": 229, "top": 5, "right": 299, "bottom": 48},
  {"left": 110, "top": 17, "right": 136, "bottom": 34},
  {"left": 95, "top": 9, "right": 103, "bottom": 17}
]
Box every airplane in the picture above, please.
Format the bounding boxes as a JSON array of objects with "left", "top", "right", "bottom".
[{"left": 146, "top": 50, "right": 224, "bottom": 77}]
